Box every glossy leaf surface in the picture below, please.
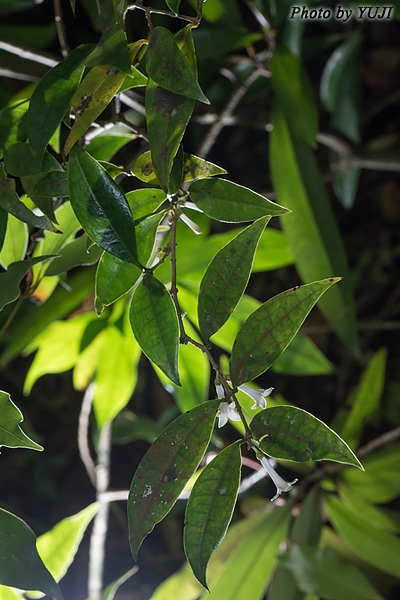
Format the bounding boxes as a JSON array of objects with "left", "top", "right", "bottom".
[
  {"left": 184, "top": 442, "right": 242, "bottom": 588},
  {"left": 251, "top": 406, "right": 362, "bottom": 468},
  {"left": 229, "top": 278, "right": 340, "bottom": 386},
  {"left": 0, "top": 508, "right": 62, "bottom": 599},
  {"left": 85, "top": 23, "right": 131, "bottom": 74},
  {"left": 130, "top": 275, "right": 180, "bottom": 385},
  {"left": 146, "top": 79, "right": 194, "bottom": 191},
  {"left": 0, "top": 255, "right": 55, "bottom": 312},
  {"left": 198, "top": 217, "right": 269, "bottom": 340},
  {"left": 189, "top": 178, "right": 289, "bottom": 222},
  {"left": 324, "top": 494, "right": 400, "bottom": 577},
  {"left": 68, "top": 145, "right": 140, "bottom": 265},
  {"left": 146, "top": 27, "right": 209, "bottom": 104},
  {"left": 28, "top": 44, "right": 92, "bottom": 165},
  {"left": 281, "top": 544, "right": 383, "bottom": 600},
  {"left": 270, "top": 106, "right": 359, "bottom": 354},
  {"left": 95, "top": 253, "right": 141, "bottom": 313},
  {"left": 128, "top": 400, "right": 220, "bottom": 558},
  {"left": 126, "top": 188, "right": 166, "bottom": 220},
  {"left": 0, "top": 391, "right": 43, "bottom": 451},
  {"left": 64, "top": 65, "right": 126, "bottom": 156}
]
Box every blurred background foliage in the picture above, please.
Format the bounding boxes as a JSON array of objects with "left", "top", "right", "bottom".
[{"left": 0, "top": 0, "right": 400, "bottom": 598}]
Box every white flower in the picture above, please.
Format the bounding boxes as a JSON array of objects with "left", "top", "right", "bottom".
[
  {"left": 215, "top": 384, "right": 241, "bottom": 427},
  {"left": 238, "top": 384, "right": 273, "bottom": 410},
  {"left": 258, "top": 455, "right": 298, "bottom": 501}
]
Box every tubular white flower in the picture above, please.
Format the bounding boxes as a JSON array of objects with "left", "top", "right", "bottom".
[
  {"left": 238, "top": 384, "right": 273, "bottom": 410},
  {"left": 215, "top": 384, "right": 241, "bottom": 427},
  {"left": 258, "top": 455, "right": 298, "bottom": 501}
]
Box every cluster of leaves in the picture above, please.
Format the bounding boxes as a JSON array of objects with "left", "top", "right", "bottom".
[{"left": 0, "top": 1, "right": 399, "bottom": 599}]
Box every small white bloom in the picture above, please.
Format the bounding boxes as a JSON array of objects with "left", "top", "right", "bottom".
[
  {"left": 215, "top": 384, "right": 226, "bottom": 400},
  {"left": 217, "top": 402, "right": 241, "bottom": 428},
  {"left": 238, "top": 384, "right": 273, "bottom": 410},
  {"left": 258, "top": 455, "right": 298, "bottom": 501},
  {"left": 179, "top": 212, "right": 202, "bottom": 234}
]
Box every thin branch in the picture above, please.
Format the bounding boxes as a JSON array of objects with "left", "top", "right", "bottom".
[
  {"left": 197, "top": 66, "right": 266, "bottom": 158},
  {"left": 53, "top": 0, "right": 70, "bottom": 57},
  {"left": 0, "top": 41, "right": 59, "bottom": 67},
  {"left": 0, "top": 68, "right": 39, "bottom": 82},
  {"left": 78, "top": 384, "right": 97, "bottom": 487},
  {"left": 127, "top": 0, "right": 202, "bottom": 25},
  {"left": 358, "top": 426, "right": 400, "bottom": 458}
]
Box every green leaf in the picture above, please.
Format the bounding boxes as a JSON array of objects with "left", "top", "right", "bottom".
[
  {"left": 341, "top": 348, "right": 388, "bottom": 449},
  {"left": 4, "top": 143, "right": 63, "bottom": 177},
  {"left": 270, "top": 105, "right": 359, "bottom": 354},
  {"left": 117, "top": 65, "right": 148, "bottom": 92},
  {"left": 44, "top": 234, "right": 102, "bottom": 277},
  {"left": 198, "top": 216, "right": 269, "bottom": 340},
  {"left": 95, "top": 252, "right": 141, "bottom": 313},
  {"left": 324, "top": 493, "right": 400, "bottom": 578},
  {"left": 146, "top": 79, "right": 195, "bottom": 191},
  {"left": 85, "top": 23, "right": 131, "bottom": 73},
  {"left": 0, "top": 213, "right": 28, "bottom": 268},
  {"left": 0, "top": 255, "right": 56, "bottom": 312},
  {"left": 0, "top": 177, "right": 57, "bottom": 232},
  {"left": 37, "top": 504, "right": 98, "bottom": 582},
  {"left": 128, "top": 399, "right": 220, "bottom": 558},
  {"left": 0, "top": 585, "right": 23, "bottom": 600},
  {"left": 270, "top": 47, "right": 317, "bottom": 146},
  {"left": 129, "top": 275, "right": 180, "bottom": 385},
  {"left": 205, "top": 505, "right": 291, "bottom": 600},
  {"left": 93, "top": 326, "right": 141, "bottom": 429},
  {"left": 64, "top": 65, "right": 126, "bottom": 156},
  {"left": 0, "top": 391, "right": 42, "bottom": 451},
  {"left": 281, "top": 544, "right": 384, "bottom": 600},
  {"left": 189, "top": 178, "right": 289, "bottom": 222},
  {"left": 85, "top": 124, "right": 137, "bottom": 162},
  {"left": 184, "top": 442, "right": 242, "bottom": 588},
  {"left": 0, "top": 508, "right": 62, "bottom": 599},
  {"left": 251, "top": 406, "right": 362, "bottom": 468},
  {"left": 0, "top": 99, "right": 29, "bottom": 160},
  {"left": 25, "top": 170, "right": 69, "bottom": 199},
  {"left": 68, "top": 145, "right": 141, "bottom": 266},
  {"left": 320, "top": 34, "right": 361, "bottom": 114},
  {"left": 272, "top": 332, "right": 335, "bottom": 375},
  {"left": 291, "top": 486, "right": 322, "bottom": 545},
  {"left": 146, "top": 27, "right": 209, "bottom": 104},
  {"left": 166, "top": 0, "right": 181, "bottom": 14},
  {"left": 101, "top": 567, "right": 138, "bottom": 600},
  {"left": 229, "top": 278, "right": 340, "bottom": 386},
  {"left": 28, "top": 44, "right": 93, "bottom": 165},
  {"left": 126, "top": 188, "right": 166, "bottom": 220},
  {"left": 338, "top": 484, "right": 400, "bottom": 534},
  {"left": 333, "top": 167, "right": 361, "bottom": 210},
  {"left": 183, "top": 153, "right": 227, "bottom": 182}
]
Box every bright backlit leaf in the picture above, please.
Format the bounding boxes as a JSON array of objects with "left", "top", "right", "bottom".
[
  {"left": 251, "top": 406, "right": 362, "bottom": 468},
  {"left": 128, "top": 400, "right": 220, "bottom": 558},
  {"left": 0, "top": 213, "right": 28, "bottom": 268},
  {"left": 184, "top": 442, "right": 242, "bottom": 588},
  {"left": 229, "top": 278, "right": 340, "bottom": 386}
]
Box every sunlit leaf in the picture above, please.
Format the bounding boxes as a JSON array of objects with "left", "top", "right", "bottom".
[
  {"left": 128, "top": 400, "right": 220, "bottom": 558},
  {"left": 118, "top": 66, "right": 148, "bottom": 92},
  {"left": 44, "top": 235, "right": 102, "bottom": 277},
  {"left": 189, "top": 178, "right": 289, "bottom": 222},
  {"left": 101, "top": 566, "right": 139, "bottom": 600},
  {"left": 0, "top": 508, "right": 61, "bottom": 599},
  {"left": 0, "top": 255, "right": 56, "bottom": 312},
  {"left": 85, "top": 23, "right": 131, "bottom": 74},
  {"left": 184, "top": 442, "right": 242, "bottom": 588},
  {"left": 229, "top": 278, "right": 340, "bottom": 386},
  {"left": 0, "top": 214, "right": 28, "bottom": 268},
  {"left": 146, "top": 26, "right": 209, "bottom": 104},
  {"left": 0, "top": 99, "right": 29, "bottom": 160},
  {"left": 126, "top": 188, "right": 166, "bottom": 220},
  {"left": 85, "top": 124, "right": 137, "bottom": 162},
  {"left": 68, "top": 145, "right": 140, "bottom": 265},
  {"left": 251, "top": 406, "right": 362, "bottom": 468},
  {"left": 0, "top": 391, "right": 42, "bottom": 451},
  {"left": 129, "top": 275, "right": 180, "bottom": 385}
]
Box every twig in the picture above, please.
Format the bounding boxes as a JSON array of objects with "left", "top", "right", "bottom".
[
  {"left": 127, "top": 0, "right": 202, "bottom": 25},
  {"left": 77, "top": 384, "right": 97, "bottom": 487},
  {"left": 88, "top": 422, "right": 112, "bottom": 599},
  {"left": 358, "top": 426, "right": 400, "bottom": 458},
  {"left": 0, "top": 41, "right": 58, "bottom": 67},
  {"left": 197, "top": 66, "right": 266, "bottom": 158},
  {"left": 53, "top": 0, "right": 70, "bottom": 57}
]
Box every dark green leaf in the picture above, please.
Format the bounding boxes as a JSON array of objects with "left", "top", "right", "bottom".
[
  {"left": 145, "top": 79, "right": 195, "bottom": 191},
  {"left": 4, "top": 143, "right": 63, "bottom": 177},
  {"left": 28, "top": 170, "right": 68, "bottom": 199},
  {"left": 333, "top": 167, "right": 361, "bottom": 210},
  {"left": 166, "top": 0, "right": 181, "bottom": 14},
  {"left": 0, "top": 178, "right": 57, "bottom": 232},
  {"left": 198, "top": 216, "right": 269, "bottom": 340},
  {"left": 0, "top": 207, "right": 7, "bottom": 254},
  {"left": 189, "top": 178, "right": 289, "bottom": 223},
  {"left": 125, "top": 188, "right": 166, "bottom": 220},
  {"left": 229, "top": 278, "right": 340, "bottom": 386},
  {"left": 281, "top": 545, "right": 384, "bottom": 600},
  {"left": 270, "top": 47, "right": 317, "bottom": 146},
  {"left": 68, "top": 145, "right": 141, "bottom": 266},
  {"left": 146, "top": 27, "right": 209, "bottom": 104},
  {"left": 95, "top": 252, "right": 141, "bottom": 313},
  {"left": 270, "top": 106, "right": 359, "bottom": 354},
  {"left": 130, "top": 274, "right": 180, "bottom": 385},
  {"left": 28, "top": 44, "right": 93, "bottom": 165},
  {"left": 0, "top": 99, "right": 29, "bottom": 160},
  {"left": 45, "top": 235, "right": 102, "bottom": 277},
  {"left": 85, "top": 124, "right": 136, "bottom": 162},
  {"left": 0, "top": 255, "right": 56, "bottom": 312},
  {"left": 320, "top": 35, "right": 361, "bottom": 114},
  {"left": 64, "top": 65, "right": 126, "bottom": 156},
  {"left": 291, "top": 486, "right": 322, "bottom": 545},
  {"left": 0, "top": 508, "right": 62, "bottom": 599},
  {"left": 85, "top": 23, "right": 131, "bottom": 74},
  {"left": 184, "top": 442, "right": 242, "bottom": 588},
  {"left": 0, "top": 391, "right": 42, "bottom": 451},
  {"left": 324, "top": 494, "right": 400, "bottom": 578},
  {"left": 251, "top": 406, "right": 362, "bottom": 468},
  {"left": 128, "top": 399, "right": 220, "bottom": 558}
]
